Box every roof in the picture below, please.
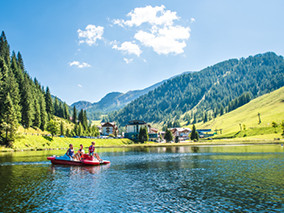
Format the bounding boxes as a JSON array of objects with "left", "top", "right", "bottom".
[
  {"left": 170, "top": 128, "right": 191, "bottom": 132},
  {"left": 101, "top": 122, "right": 116, "bottom": 127},
  {"left": 127, "top": 120, "right": 147, "bottom": 125}
]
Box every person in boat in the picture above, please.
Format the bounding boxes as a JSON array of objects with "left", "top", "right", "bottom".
[
  {"left": 89, "top": 141, "right": 103, "bottom": 162},
  {"left": 66, "top": 144, "right": 75, "bottom": 160},
  {"left": 74, "top": 144, "right": 85, "bottom": 160}
]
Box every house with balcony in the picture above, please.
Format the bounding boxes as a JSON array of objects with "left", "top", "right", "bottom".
[{"left": 101, "top": 122, "right": 118, "bottom": 136}]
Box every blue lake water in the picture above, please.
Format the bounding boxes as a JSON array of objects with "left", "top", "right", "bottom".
[{"left": 0, "top": 145, "right": 283, "bottom": 212}]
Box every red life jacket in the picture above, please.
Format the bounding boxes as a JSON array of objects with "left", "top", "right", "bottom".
[{"left": 89, "top": 145, "right": 95, "bottom": 153}]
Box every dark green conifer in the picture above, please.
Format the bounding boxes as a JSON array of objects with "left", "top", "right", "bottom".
[
  {"left": 45, "top": 87, "right": 54, "bottom": 119},
  {"left": 0, "top": 93, "right": 18, "bottom": 145}
]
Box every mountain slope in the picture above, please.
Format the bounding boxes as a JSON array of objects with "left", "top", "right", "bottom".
[
  {"left": 109, "top": 52, "right": 284, "bottom": 126},
  {"left": 72, "top": 79, "right": 166, "bottom": 119},
  {"left": 196, "top": 86, "right": 284, "bottom": 135}
]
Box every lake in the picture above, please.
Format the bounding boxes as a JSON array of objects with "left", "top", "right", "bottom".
[{"left": 0, "top": 144, "right": 283, "bottom": 212}]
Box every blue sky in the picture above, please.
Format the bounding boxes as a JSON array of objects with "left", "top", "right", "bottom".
[{"left": 1, "top": 0, "right": 284, "bottom": 104}]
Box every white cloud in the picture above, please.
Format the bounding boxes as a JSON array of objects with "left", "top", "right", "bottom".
[
  {"left": 123, "top": 58, "right": 133, "bottom": 64},
  {"left": 190, "top": 18, "right": 196, "bottom": 23},
  {"left": 114, "top": 5, "right": 178, "bottom": 27},
  {"left": 69, "top": 61, "right": 91, "bottom": 68},
  {"left": 77, "top": 84, "right": 83, "bottom": 88},
  {"left": 77, "top": 25, "right": 104, "bottom": 46},
  {"left": 134, "top": 25, "right": 190, "bottom": 55},
  {"left": 113, "top": 5, "right": 191, "bottom": 55},
  {"left": 112, "top": 41, "right": 142, "bottom": 56}
]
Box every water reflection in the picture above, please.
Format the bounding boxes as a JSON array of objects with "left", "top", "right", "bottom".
[
  {"left": 0, "top": 144, "right": 283, "bottom": 212},
  {"left": 50, "top": 164, "right": 111, "bottom": 175}
]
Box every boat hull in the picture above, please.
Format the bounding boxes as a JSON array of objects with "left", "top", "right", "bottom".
[{"left": 47, "top": 156, "right": 110, "bottom": 166}]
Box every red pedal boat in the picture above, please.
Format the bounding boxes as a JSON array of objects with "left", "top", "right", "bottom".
[{"left": 47, "top": 154, "right": 110, "bottom": 166}]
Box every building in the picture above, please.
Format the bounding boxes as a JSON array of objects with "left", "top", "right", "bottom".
[
  {"left": 124, "top": 120, "right": 158, "bottom": 140},
  {"left": 101, "top": 122, "right": 118, "bottom": 136},
  {"left": 197, "top": 129, "right": 214, "bottom": 138},
  {"left": 170, "top": 128, "right": 191, "bottom": 141}
]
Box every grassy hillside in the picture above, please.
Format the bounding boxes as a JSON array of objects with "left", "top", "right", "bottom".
[
  {"left": 195, "top": 87, "right": 284, "bottom": 138},
  {"left": 109, "top": 52, "right": 284, "bottom": 126}
]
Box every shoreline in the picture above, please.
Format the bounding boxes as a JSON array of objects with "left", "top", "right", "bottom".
[{"left": 1, "top": 139, "right": 283, "bottom": 152}]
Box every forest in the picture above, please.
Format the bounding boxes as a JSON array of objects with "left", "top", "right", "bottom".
[
  {"left": 0, "top": 31, "right": 98, "bottom": 145},
  {"left": 108, "top": 52, "right": 284, "bottom": 126}
]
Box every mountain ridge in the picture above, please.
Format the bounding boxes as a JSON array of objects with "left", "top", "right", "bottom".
[
  {"left": 108, "top": 52, "right": 284, "bottom": 126},
  {"left": 71, "top": 79, "right": 168, "bottom": 119}
]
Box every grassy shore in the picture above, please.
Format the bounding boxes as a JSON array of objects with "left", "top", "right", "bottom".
[{"left": 0, "top": 134, "right": 283, "bottom": 152}]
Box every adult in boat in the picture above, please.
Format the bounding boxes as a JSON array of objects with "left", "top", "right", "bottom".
[
  {"left": 74, "top": 144, "right": 85, "bottom": 161},
  {"left": 89, "top": 141, "right": 103, "bottom": 162},
  {"left": 66, "top": 144, "right": 75, "bottom": 159}
]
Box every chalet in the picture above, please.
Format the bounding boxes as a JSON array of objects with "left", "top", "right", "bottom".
[
  {"left": 101, "top": 122, "right": 118, "bottom": 136},
  {"left": 170, "top": 128, "right": 191, "bottom": 137},
  {"left": 170, "top": 128, "right": 191, "bottom": 141}
]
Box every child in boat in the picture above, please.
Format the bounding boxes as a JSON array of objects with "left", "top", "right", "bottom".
[
  {"left": 89, "top": 141, "right": 103, "bottom": 162},
  {"left": 66, "top": 144, "right": 75, "bottom": 159},
  {"left": 74, "top": 144, "right": 85, "bottom": 160}
]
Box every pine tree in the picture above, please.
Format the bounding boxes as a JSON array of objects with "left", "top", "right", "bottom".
[
  {"left": 17, "top": 52, "right": 25, "bottom": 71},
  {"left": 60, "top": 121, "right": 64, "bottom": 136},
  {"left": 83, "top": 110, "right": 88, "bottom": 130},
  {"left": 45, "top": 87, "right": 54, "bottom": 119},
  {"left": 63, "top": 103, "right": 70, "bottom": 120},
  {"left": 77, "top": 123, "right": 83, "bottom": 136},
  {"left": 203, "top": 112, "right": 208, "bottom": 123},
  {"left": 0, "top": 31, "right": 11, "bottom": 66},
  {"left": 33, "top": 99, "right": 41, "bottom": 128},
  {"left": 72, "top": 106, "right": 77, "bottom": 124},
  {"left": 190, "top": 124, "right": 199, "bottom": 141},
  {"left": 0, "top": 93, "right": 18, "bottom": 145},
  {"left": 39, "top": 93, "right": 47, "bottom": 131},
  {"left": 7, "top": 66, "right": 21, "bottom": 121},
  {"left": 78, "top": 109, "right": 84, "bottom": 125},
  {"left": 164, "top": 128, "right": 173, "bottom": 142},
  {"left": 21, "top": 75, "right": 33, "bottom": 128},
  {"left": 138, "top": 127, "right": 149, "bottom": 143},
  {"left": 54, "top": 97, "right": 59, "bottom": 116}
]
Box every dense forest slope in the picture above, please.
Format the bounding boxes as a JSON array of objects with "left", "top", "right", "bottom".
[
  {"left": 72, "top": 80, "right": 166, "bottom": 119},
  {"left": 196, "top": 86, "right": 284, "bottom": 136},
  {"left": 108, "top": 52, "right": 284, "bottom": 126}
]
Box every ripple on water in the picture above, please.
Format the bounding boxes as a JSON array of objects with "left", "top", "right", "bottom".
[{"left": 0, "top": 147, "right": 283, "bottom": 212}]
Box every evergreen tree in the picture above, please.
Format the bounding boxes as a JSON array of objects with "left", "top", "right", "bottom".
[
  {"left": 190, "top": 124, "right": 199, "bottom": 141},
  {"left": 9, "top": 54, "right": 22, "bottom": 121},
  {"left": 45, "top": 87, "right": 54, "bottom": 119},
  {"left": 39, "top": 94, "right": 47, "bottom": 131},
  {"left": 184, "top": 113, "right": 191, "bottom": 124},
  {"left": 54, "top": 97, "right": 59, "bottom": 116},
  {"left": 60, "top": 121, "right": 64, "bottom": 136},
  {"left": 77, "top": 123, "right": 83, "bottom": 136},
  {"left": 63, "top": 103, "right": 70, "bottom": 120},
  {"left": 0, "top": 93, "right": 18, "bottom": 145},
  {"left": 72, "top": 106, "right": 77, "bottom": 124},
  {"left": 21, "top": 75, "right": 33, "bottom": 128},
  {"left": 83, "top": 110, "right": 88, "bottom": 130},
  {"left": 17, "top": 52, "right": 25, "bottom": 71},
  {"left": 78, "top": 109, "right": 84, "bottom": 125},
  {"left": 138, "top": 127, "right": 149, "bottom": 143},
  {"left": 164, "top": 129, "right": 173, "bottom": 142},
  {"left": 0, "top": 31, "right": 10, "bottom": 66},
  {"left": 73, "top": 124, "right": 78, "bottom": 136},
  {"left": 33, "top": 99, "right": 41, "bottom": 128},
  {"left": 203, "top": 112, "right": 208, "bottom": 123}
]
